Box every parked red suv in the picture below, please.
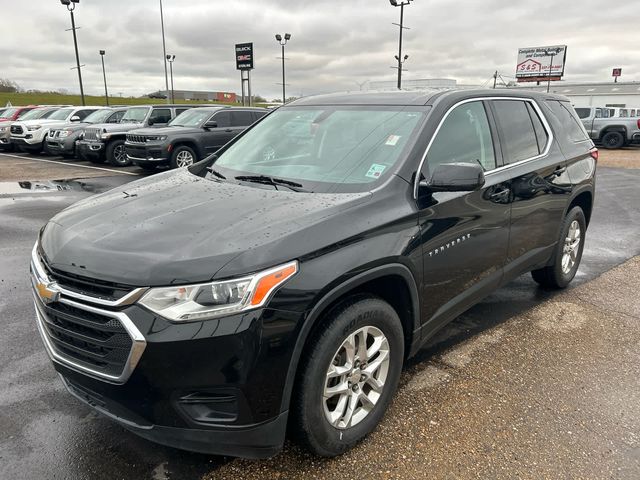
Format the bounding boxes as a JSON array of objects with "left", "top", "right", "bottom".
[{"left": 0, "top": 105, "right": 38, "bottom": 123}]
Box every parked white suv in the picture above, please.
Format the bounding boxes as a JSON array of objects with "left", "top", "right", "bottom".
[{"left": 10, "top": 106, "right": 104, "bottom": 154}]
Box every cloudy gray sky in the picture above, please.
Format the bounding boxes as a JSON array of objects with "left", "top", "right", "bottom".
[{"left": 1, "top": 0, "right": 637, "bottom": 100}]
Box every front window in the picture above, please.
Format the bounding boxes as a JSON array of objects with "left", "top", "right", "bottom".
[
  {"left": 207, "top": 106, "right": 427, "bottom": 193},
  {"left": 121, "top": 107, "right": 150, "bottom": 123},
  {"left": 170, "top": 109, "right": 212, "bottom": 127},
  {"left": 1, "top": 108, "right": 18, "bottom": 119},
  {"left": 47, "top": 108, "right": 74, "bottom": 121},
  {"left": 84, "top": 109, "right": 114, "bottom": 124}
]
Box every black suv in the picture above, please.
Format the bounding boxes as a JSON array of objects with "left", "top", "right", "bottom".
[
  {"left": 77, "top": 105, "right": 194, "bottom": 167},
  {"left": 32, "top": 90, "right": 596, "bottom": 459},
  {"left": 125, "top": 107, "right": 267, "bottom": 170}
]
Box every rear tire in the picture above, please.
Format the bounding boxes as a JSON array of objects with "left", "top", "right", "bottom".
[
  {"left": 292, "top": 295, "right": 404, "bottom": 457},
  {"left": 601, "top": 131, "right": 625, "bottom": 149},
  {"left": 107, "top": 140, "right": 130, "bottom": 167},
  {"left": 532, "top": 206, "right": 586, "bottom": 289}
]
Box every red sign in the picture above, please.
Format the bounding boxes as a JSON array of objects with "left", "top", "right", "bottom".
[{"left": 612, "top": 68, "right": 622, "bottom": 77}]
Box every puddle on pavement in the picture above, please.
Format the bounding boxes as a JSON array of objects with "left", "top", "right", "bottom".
[{"left": 0, "top": 179, "right": 98, "bottom": 195}]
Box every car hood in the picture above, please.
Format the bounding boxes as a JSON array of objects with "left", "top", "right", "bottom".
[
  {"left": 52, "top": 121, "right": 91, "bottom": 132},
  {"left": 90, "top": 122, "right": 144, "bottom": 133},
  {"left": 40, "top": 169, "right": 372, "bottom": 286},
  {"left": 128, "top": 126, "right": 202, "bottom": 136},
  {"left": 15, "top": 119, "right": 65, "bottom": 127}
]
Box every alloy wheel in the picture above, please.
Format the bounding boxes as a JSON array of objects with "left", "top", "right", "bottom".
[
  {"left": 114, "top": 145, "right": 127, "bottom": 165},
  {"left": 322, "top": 326, "right": 390, "bottom": 429},
  {"left": 176, "top": 150, "right": 194, "bottom": 167},
  {"left": 561, "top": 220, "right": 581, "bottom": 274}
]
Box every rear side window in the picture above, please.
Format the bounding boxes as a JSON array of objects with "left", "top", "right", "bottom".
[
  {"left": 149, "top": 108, "right": 171, "bottom": 124},
  {"left": 253, "top": 110, "right": 268, "bottom": 121},
  {"left": 426, "top": 100, "right": 496, "bottom": 171},
  {"left": 575, "top": 108, "right": 590, "bottom": 119},
  {"left": 231, "top": 111, "right": 254, "bottom": 127},
  {"left": 545, "top": 100, "right": 590, "bottom": 143},
  {"left": 526, "top": 103, "right": 549, "bottom": 154},
  {"left": 492, "top": 100, "right": 540, "bottom": 164}
]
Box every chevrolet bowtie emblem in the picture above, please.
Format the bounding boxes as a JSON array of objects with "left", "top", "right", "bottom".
[{"left": 36, "top": 281, "right": 61, "bottom": 304}]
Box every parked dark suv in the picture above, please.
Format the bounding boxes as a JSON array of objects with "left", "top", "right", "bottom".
[
  {"left": 31, "top": 90, "right": 596, "bottom": 459},
  {"left": 125, "top": 107, "right": 267, "bottom": 170},
  {"left": 77, "top": 105, "right": 193, "bottom": 166}
]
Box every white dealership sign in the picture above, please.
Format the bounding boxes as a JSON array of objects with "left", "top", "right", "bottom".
[{"left": 516, "top": 45, "right": 567, "bottom": 82}]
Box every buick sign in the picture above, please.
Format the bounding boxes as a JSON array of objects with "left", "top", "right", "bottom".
[{"left": 235, "top": 43, "right": 254, "bottom": 70}]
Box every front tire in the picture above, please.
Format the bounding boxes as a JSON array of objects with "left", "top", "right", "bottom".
[
  {"left": 532, "top": 206, "right": 586, "bottom": 289},
  {"left": 107, "top": 140, "right": 130, "bottom": 167},
  {"left": 170, "top": 145, "right": 197, "bottom": 169},
  {"left": 601, "top": 131, "right": 625, "bottom": 149},
  {"left": 292, "top": 295, "right": 404, "bottom": 457}
]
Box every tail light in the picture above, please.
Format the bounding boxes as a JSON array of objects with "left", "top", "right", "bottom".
[
  {"left": 589, "top": 147, "right": 599, "bottom": 161},
  {"left": 637, "top": 119, "right": 640, "bottom": 129}
]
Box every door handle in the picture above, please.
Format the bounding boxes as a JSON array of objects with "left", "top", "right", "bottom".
[{"left": 552, "top": 166, "right": 567, "bottom": 177}]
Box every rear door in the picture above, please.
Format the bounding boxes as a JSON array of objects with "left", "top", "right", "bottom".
[
  {"left": 489, "top": 98, "right": 572, "bottom": 278},
  {"left": 417, "top": 99, "right": 511, "bottom": 331},
  {"left": 230, "top": 110, "right": 255, "bottom": 138},
  {"left": 208, "top": 111, "right": 234, "bottom": 149}
]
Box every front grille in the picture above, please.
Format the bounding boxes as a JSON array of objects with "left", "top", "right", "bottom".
[
  {"left": 36, "top": 297, "right": 133, "bottom": 378},
  {"left": 126, "top": 134, "right": 146, "bottom": 143},
  {"left": 39, "top": 251, "right": 133, "bottom": 301},
  {"left": 84, "top": 128, "right": 100, "bottom": 142},
  {"left": 11, "top": 125, "right": 23, "bottom": 135}
]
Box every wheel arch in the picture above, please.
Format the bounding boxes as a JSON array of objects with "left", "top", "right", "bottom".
[
  {"left": 171, "top": 140, "right": 202, "bottom": 159},
  {"left": 566, "top": 189, "right": 594, "bottom": 227},
  {"left": 279, "top": 263, "right": 420, "bottom": 414}
]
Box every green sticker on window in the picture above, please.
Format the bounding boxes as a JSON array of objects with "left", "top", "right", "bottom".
[{"left": 365, "top": 164, "right": 386, "bottom": 179}]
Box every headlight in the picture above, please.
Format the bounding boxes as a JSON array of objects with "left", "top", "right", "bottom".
[
  {"left": 146, "top": 135, "right": 167, "bottom": 142},
  {"left": 59, "top": 130, "right": 72, "bottom": 138},
  {"left": 138, "top": 261, "right": 298, "bottom": 322},
  {"left": 0, "top": 126, "right": 7, "bottom": 132},
  {"left": 27, "top": 125, "right": 41, "bottom": 131}
]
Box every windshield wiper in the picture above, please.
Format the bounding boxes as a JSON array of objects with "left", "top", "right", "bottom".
[{"left": 234, "top": 175, "right": 309, "bottom": 192}]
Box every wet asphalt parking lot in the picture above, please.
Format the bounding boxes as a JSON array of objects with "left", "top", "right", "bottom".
[{"left": 0, "top": 151, "right": 639, "bottom": 479}]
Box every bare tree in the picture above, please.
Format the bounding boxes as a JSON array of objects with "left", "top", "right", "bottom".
[{"left": 0, "top": 78, "right": 21, "bottom": 93}]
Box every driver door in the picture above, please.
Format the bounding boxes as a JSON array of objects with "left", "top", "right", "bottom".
[{"left": 417, "top": 100, "right": 511, "bottom": 333}]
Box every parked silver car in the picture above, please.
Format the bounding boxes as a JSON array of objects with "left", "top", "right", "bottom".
[{"left": 575, "top": 106, "right": 640, "bottom": 149}]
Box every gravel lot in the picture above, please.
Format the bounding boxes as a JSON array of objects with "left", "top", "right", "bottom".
[{"left": 597, "top": 146, "right": 640, "bottom": 169}]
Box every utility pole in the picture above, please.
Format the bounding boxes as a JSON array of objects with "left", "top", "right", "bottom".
[
  {"left": 99, "top": 50, "right": 109, "bottom": 105},
  {"left": 159, "top": 0, "right": 170, "bottom": 104},
  {"left": 493, "top": 70, "right": 498, "bottom": 89},
  {"left": 60, "top": 0, "right": 85, "bottom": 105},
  {"left": 547, "top": 53, "right": 555, "bottom": 93}
]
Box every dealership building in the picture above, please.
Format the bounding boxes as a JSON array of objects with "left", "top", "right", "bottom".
[
  {"left": 512, "top": 81, "right": 640, "bottom": 108},
  {"left": 155, "top": 90, "right": 237, "bottom": 103}
]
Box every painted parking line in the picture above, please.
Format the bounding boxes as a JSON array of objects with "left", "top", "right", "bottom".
[{"left": 0, "top": 152, "right": 140, "bottom": 176}]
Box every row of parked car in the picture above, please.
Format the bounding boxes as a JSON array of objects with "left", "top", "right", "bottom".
[{"left": 0, "top": 104, "right": 267, "bottom": 169}]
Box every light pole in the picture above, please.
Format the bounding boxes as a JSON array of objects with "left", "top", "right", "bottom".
[
  {"left": 166, "top": 55, "right": 175, "bottom": 103},
  {"left": 159, "top": 0, "right": 170, "bottom": 104},
  {"left": 99, "top": 50, "right": 109, "bottom": 106},
  {"left": 390, "top": 0, "right": 412, "bottom": 90},
  {"left": 275, "top": 33, "right": 291, "bottom": 104},
  {"left": 544, "top": 48, "right": 559, "bottom": 93},
  {"left": 60, "top": 0, "right": 85, "bottom": 105}
]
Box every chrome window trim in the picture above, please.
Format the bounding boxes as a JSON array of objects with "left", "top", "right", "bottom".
[
  {"left": 31, "top": 243, "right": 147, "bottom": 307},
  {"left": 33, "top": 294, "right": 146, "bottom": 385},
  {"left": 413, "top": 96, "right": 554, "bottom": 199}
]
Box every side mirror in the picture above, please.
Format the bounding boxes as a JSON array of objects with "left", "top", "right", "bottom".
[
  {"left": 204, "top": 121, "right": 218, "bottom": 129},
  {"left": 147, "top": 118, "right": 154, "bottom": 126},
  {"left": 420, "top": 162, "right": 485, "bottom": 193},
  {"left": 70, "top": 115, "right": 81, "bottom": 122}
]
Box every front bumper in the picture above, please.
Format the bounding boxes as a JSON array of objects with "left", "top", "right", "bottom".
[
  {"left": 76, "top": 140, "right": 105, "bottom": 159},
  {"left": 46, "top": 135, "right": 77, "bottom": 155},
  {"left": 125, "top": 143, "right": 170, "bottom": 166}
]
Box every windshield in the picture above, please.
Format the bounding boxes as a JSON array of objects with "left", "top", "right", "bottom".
[
  {"left": 84, "top": 109, "right": 113, "bottom": 124},
  {"left": 1, "top": 108, "right": 18, "bottom": 119},
  {"left": 121, "top": 107, "right": 150, "bottom": 123},
  {"left": 170, "top": 109, "right": 212, "bottom": 127},
  {"left": 209, "top": 106, "right": 426, "bottom": 193},
  {"left": 47, "top": 108, "right": 73, "bottom": 121},
  {"left": 574, "top": 108, "right": 590, "bottom": 119},
  {"left": 20, "top": 108, "right": 57, "bottom": 121}
]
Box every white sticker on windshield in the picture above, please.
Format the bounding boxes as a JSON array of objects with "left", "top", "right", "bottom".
[
  {"left": 366, "top": 164, "right": 386, "bottom": 179},
  {"left": 385, "top": 135, "right": 401, "bottom": 146}
]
